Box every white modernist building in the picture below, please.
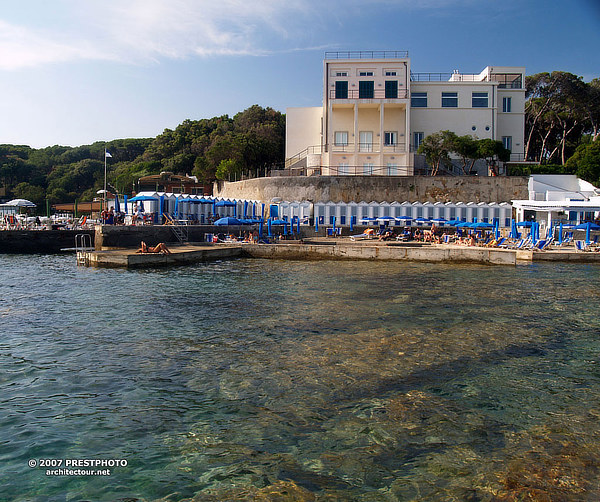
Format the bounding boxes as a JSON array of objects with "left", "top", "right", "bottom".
[
  {"left": 512, "top": 175, "right": 600, "bottom": 231},
  {"left": 286, "top": 51, "right": 525, "bottom": 176}
]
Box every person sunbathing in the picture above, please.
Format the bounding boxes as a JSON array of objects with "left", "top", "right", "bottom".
[{"left": 136, "top": 241, "right": 172, "bottom": 255}]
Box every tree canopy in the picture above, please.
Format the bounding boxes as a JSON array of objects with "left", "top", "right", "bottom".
[
  {"left": 418, "top": 131, "right": 510, "bottom": 175},
  {"left": 525, "top": 72, "right": 599, "bottom": 164},
  {"left": 0, "top": 105, "right": 285, "bottom": 208}
]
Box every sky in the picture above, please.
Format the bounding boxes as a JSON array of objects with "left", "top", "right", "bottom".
[{"left": 0, "top": 0, "right": 598, "bottom": 149}]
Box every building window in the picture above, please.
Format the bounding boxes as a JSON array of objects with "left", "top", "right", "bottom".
[
  {"left": 502, "top": 136, "right": 512, "bottom": 152},
  {"left": 387, "top": 163, "right": 398, "bottom": 175},
  {"left": 363, "top": 163, "right": 374, "bottom": 175},
  {"left": 472, "top": 92, "right": 488, "bottom": 108},
  {"left": 334, "top": 131, "right": 348, "bottom": 146},
  {"left": 442, "top": 92, "right": 458, "bottom": 107},
  {"left": 384, "top": 131, "right": 397, "bottom": 146},
  {"left": 359, "top": 81, "right": 374, "bottom": 98},
  {"left": 385, "top": 80, "right": 398, "bottom": 98},
  {"left": 414, "top": 132, "right": 424, "bottom": 150},
  {"left": 359, "top": 131, "right": 373, "bottom": 152},
  {"left": 411, "top": 92, "right": 427, "bottom": 107},
  {"left": 502, "top": 97, "right": 512, "bottom": 113},
  {"left": 335, "top": 81, "right": 348, "bottom": 99},
  {"left": 338, "top": 163, "right": 349, "bottom": 175},
  {"left": 335, "top": 71, "right": 348, "bottom": 77},
  {"left": 385, "top": 71, "right": 397, "bottom": 76},
  {"left": 359, "top": 71, "right": 374, "bottom": 76}
]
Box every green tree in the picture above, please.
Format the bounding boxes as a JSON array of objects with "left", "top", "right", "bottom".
[
  {"left": 215, "top": 158, "right": 243, "bottom": 181},
  {"left": 448, "top": 133, "right": 480, "bottom": 174},
  {"left": 417, "top": 131, "right": 453, "bottom": 175},
  {"left": 13, "top": 182, "right": 45, "bottom": 205},
  {"left": 566, "top": 139, "right": 600, "bottom": 186}
]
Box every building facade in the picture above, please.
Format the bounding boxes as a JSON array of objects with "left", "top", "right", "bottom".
[{"left": 286, "top": 51, "right": 525, "bottom": 176}]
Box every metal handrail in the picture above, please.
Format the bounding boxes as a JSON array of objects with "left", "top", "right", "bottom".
[{"left": 325, "top": 50, "right": 409, "bottom": 60}]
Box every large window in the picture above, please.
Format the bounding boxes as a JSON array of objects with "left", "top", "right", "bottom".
[
  {"left": 414, "top": 132, "right": 424, "bottom": 150},
  {"left": 502, "top": 136, "right": 512, "bottom": 152},
  {"left": 334, "top": 131, "right": 348, "bottom": 147},
  {"left": 359, "top": 81, "right": 374, "bottom": 98},
  {"left": 387, "top": 163, "right": 398, "bottom": 176},
  {"left": 411, "top": 92, "right": 427, "bottom": 107},
  {"left": 363, "top": 163, "right": 374, "bottom": 175},
  {"left": 384, "top": 131, "right": 397, "bottom": 146},
  {"left": 502, "top": 97, "right": 512, "bottom": 113},
  {"left": 359, "top": 71, "right": 374, "bottom": 76},
  {"left": 442, "top": 92, "right": 458, "bottom": 107},
  {"left": 472, "top": 92, "right": 488, "bottom": 108},
  {"left": 335, "top": 81, "right": 348, "bottom": 99},
  {"left": 338, "top": 163, "right": 349, "bottom": 175},
  {"left": 359, "top": 131, "right": 373, "bottom": 152},
  {"left": 385, "top": 80, "right": 398, "bottom": 98}
]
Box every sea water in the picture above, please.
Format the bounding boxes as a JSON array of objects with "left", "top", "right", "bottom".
[{"left": 0, "top": 254, "right": 599, "bottom": 501}]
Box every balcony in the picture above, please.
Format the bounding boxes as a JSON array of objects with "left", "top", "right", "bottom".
[
  {"left": 331, "top": 143, "right": 408, "bottom": 154},
  {"left": 329, "top": 89, "right": 409, "bottom": 100}
]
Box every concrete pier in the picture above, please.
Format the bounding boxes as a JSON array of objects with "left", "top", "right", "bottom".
[
  {"left": 80, "top": 239, "right": 600, "bottom": 268},
  {"left": 80, "top": 243, "right": 243, "bottom": 268}
]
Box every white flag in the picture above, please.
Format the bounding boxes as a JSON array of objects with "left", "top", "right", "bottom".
[{"left": 105, "top": 150, "right": 112, "bottom": 158}]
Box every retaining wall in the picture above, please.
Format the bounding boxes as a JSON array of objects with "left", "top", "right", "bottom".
[
  {"left": 0, "top": 229, "right": 94, "bottom": 253},
  {"left": 214, "top": 176, "right": 529, "bottom": 204}
]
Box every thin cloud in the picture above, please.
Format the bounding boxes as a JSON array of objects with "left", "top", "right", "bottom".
[
  {"left": 0, "top": 0, "right": 471, "bottom": 70},
  {"left": 0, "top": 0, "right": 319, "bottom": 70}
]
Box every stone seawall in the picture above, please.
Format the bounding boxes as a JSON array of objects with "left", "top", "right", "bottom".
[
  {"left": 0, "top": 229, "right": 94, "bottom": 253},
  {"left": 214, "top": 176, "right": 529, "bottom": 204}
]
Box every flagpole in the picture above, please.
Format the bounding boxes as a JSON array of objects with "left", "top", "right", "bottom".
[{"left": 104, "top": 149, "right": 107, "bottom": 212}]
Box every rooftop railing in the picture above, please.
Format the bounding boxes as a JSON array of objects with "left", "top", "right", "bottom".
[{"left": 325, "top": 50, "right": 409, "bottom": 60}]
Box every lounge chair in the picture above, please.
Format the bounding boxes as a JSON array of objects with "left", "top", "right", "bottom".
[
  {"left": 350, "top": 233, "right": 371, "bottom": 241},
  {"left": 163, "top": 212, "right": 176, "bottom": 225},
  {"left": 575, "top": 240, "right": 589, "bottom": 251}
]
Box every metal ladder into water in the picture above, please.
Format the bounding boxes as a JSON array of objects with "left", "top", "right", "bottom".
[
  {"left": 75, "top": 233, "right": 94, "bottom": 265},
  {"left": 170, "top": 224, "right": 189, "bottom": 244}
]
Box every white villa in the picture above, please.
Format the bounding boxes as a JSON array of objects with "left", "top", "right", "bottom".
[
  {"left": 512, "top": 175, "right": 600, "bottom": 229},
  {"left": 286, "top": 51, "right": 525, "bottom": 176}
]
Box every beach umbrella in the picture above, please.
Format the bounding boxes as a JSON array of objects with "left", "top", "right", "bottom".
[
  {"left": 259, "top": 218, "right": 264, "bottom": 238},
  {"left": 573, "top": 222, "right": 600, "bottom": 244},
  {"left": 494, "top": 219, "right": 500, "bottom": 240},
  {"left": 114, "top": 195, "right": 120, "bottom": 213},
  {"left": 268, "top": 218, "right": 272, "bottom": 236},
  {"left": 128, "top": 195, "right": 157, "bottom": 202},
  {"left": 516, "top": 221, "right": 533, "bottom": 227},
  {"left": 350, "top": 215, "right": 354, "bottom": 232},
  {"left": 510, "top": 219, "right": 519, "bottom": 239},
  {"left": 414, "top": 217, "right": 430, "bottom": 224},
  {"left": 214, "top": 217, "right": 242, "bottom": 226},
  {"left": 446, "top": 219, "right": 462, "bottom": 226},
  {"left": 333, "top": 215, "right": 336, "bottom": 235},
  {"left": 360, "top": 217, "right": 377, "bottom": 224},
  {"left": 296, "top": 217, "right": 300, "bottom": 235},
  {"left": 6, "top": 198, "right": 36, "bottom": 208},
  {"left": 315, "top": 215, "right": 319, "bottom": 233},
  {"left": 431, "top": 218, "right": 447, "bottom": 224},
  {"left": 124, "top": 195, "right": 128, "bottom": 214},
  {"left": 558, "top": 221, "right": 563, "bottom": 245}
]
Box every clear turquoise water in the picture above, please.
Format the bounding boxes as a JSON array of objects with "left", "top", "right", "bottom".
[{"left": 1, "top": 255, "right": 599, "bottom": 501}]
